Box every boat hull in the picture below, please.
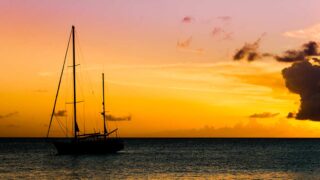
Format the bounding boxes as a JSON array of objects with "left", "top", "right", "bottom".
[{"left": 53, "top": 139, "right": 124, "bottom": 154}]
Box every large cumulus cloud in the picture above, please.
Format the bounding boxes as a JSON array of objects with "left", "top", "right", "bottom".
[{"left": 282, "top": 61, "right": 320, "bottom": 120}]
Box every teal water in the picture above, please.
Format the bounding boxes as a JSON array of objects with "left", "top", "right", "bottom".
[{"left": 0, "top": 138, "right": 320, "bottom": 179}]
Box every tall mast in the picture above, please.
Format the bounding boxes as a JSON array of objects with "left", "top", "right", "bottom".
[
  {"left": 102, "top": 73, "right": 108, "bottom": 138},
  {"left": 72, "top": 25, "right": 79, "bottom": 140}
]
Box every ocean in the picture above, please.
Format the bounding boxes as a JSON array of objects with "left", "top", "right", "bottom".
[{"left": 0, "top": 138, "right": 320, "bottom": 179}]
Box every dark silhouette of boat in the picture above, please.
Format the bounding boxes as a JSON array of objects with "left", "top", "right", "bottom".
[
  {"left": 47, "top": 26, "right": 127, "bottom": 154},
  {"left": 53, "top": 138, "right": 124, "bottom": 154}
]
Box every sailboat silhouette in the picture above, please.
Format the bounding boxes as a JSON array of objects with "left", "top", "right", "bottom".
[{"left": 47, "top": 26, "right": 124, "bottom": 154}]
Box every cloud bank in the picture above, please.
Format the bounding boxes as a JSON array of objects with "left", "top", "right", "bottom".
[{"left": 143, "top": 120, "right": 320, "bottom": 137}]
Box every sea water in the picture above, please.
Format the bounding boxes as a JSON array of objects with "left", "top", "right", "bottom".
[{"left": 0, "top": 138, "right": 320, "bottom": 179}]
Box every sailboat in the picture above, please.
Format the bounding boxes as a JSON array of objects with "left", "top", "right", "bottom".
[{"left": 47, "top": 26, "right": 125, "bottom": 154}]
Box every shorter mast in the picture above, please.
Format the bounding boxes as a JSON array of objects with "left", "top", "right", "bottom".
[
  {"left": 102, "top": 73, "right": 108, "bottom": 138},
  {"left": 72, "top": 25, "right": 79, "bottom": 140}
]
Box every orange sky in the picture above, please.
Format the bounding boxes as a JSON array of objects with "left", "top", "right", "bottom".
[{"left": 2, "top": 0, "right": 320, "bottom": 137}]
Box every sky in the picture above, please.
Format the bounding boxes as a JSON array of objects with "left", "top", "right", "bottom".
[{"left": 2, "top": 0, "right": 320, "bottom": 137}]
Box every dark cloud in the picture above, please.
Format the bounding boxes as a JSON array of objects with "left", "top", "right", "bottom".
[
  {"left": 287, "top": 112, "right": 296, "bottom": 119},
  {"left": 106, "top": 114, "right": 131, "bottom": 121},
  {"left": 0, "top": 111, "right": 18, "bottom": 119},
  {"left": 282, "top": 61, "right": 320, "bottom": 121},
  {"left": 276, "top": 41, "right": 320, "bottom": 62},
  {"left": 54, "top": 110, "right": 67, "bottom": 117},
  {"left": 234, "top": 41, "right": 320, "bottom": 63},
  {"left": 233, "top": 37, "right": 320, "bottom": 121},
  {"left": 182, "top": 16, "right": 193, "bottom": 23},
  {"left": 249, "top": 112, "right": 279, "bottom": 118},
  {"left": 233, "top": 33, "right": 267, "bottom": 61}
]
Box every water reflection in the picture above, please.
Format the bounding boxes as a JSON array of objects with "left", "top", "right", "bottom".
[{"left": 1, "top": 138, "right": 320, "bottom": 179}]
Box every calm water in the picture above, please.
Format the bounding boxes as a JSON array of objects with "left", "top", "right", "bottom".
[{"left": 1, "top": 138, "right": 320, "bottom": 179}]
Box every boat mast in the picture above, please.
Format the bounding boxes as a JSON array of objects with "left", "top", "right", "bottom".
[
  {"left": 102, "top": 73, "right": 108, "bottom": 138},
  {"left": 72, "top": 25, "right": 79, "bottom": 140}
]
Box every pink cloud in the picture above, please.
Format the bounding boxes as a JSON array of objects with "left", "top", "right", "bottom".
[
  {"left": 177, "top": 36, "right": 192, "bottom": 48},
  {"left": 223, "top": 32, "right": 233, "bottom": 40},
  {"left": 211, "top": 27, "right": 233, "bottom": 40},
  {"left": 181, "top": 16, "right": 193, "bottom": 23},
  {"left": 212, "top": 27, "right": 223, "bottom": 36},
  {"left": 176, "top": 37, "right": 204, "bottom": 54}
]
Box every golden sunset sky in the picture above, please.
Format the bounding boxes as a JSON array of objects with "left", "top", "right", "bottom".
[{"left": 1, "top": 0, "right": 320, "bottom": 137}]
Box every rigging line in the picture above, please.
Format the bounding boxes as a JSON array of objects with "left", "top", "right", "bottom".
[
  {"left": 105, "top": 78, "right": 111, "bottom": 133},
  {"left": 55, "top": 117, "right": 67, "bottom": 136},
  {"left": 64, "top": 64, "right": 69, "bottom": 137},
  {"left": 64, "top": 55, "right": 71, "bottom": 137},
  {"left": 47, "top": 29, "right": 72, "bottom": 138},
  {"left": 65, "top": 114, "right": 68, "bottom": 137},
  {"left": 74, "top": 33, "right": 84, "bottom": 100},
  {"left": 83, "top": 101, "right": 85, "bottom": 134},
  {"left": 75, "top": 31, "right": 100, "bottom": 131},
  {"left": 75, "top": 73, "right": 85, "bottom": 133},
  {"left": 77, "top": 57, "right": 85, "bottom": 107},
  {"left": 105, "top": 78, "right": 118, "bottom": 133},
  {"left": 75, "top": 30, "right": 99, "bottom": 104},
  {"left": 64, "top": 101, "right": 67, "bottom": 137}
]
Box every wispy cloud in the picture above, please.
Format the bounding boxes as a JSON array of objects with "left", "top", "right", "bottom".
[
  {"left": 34, "top": 89, "right": 48, "bottom": 93},
  {"left": 249, "top": 112, "right": 279, "bottom": 118},
  {"left": 211, "top": 27, "right": 233, "bottom": 40},
  {"left": 37, "top": 71, "right": 54, "bottom": 77},
  {"left": 54, "top": 110, "right": 67, "bottom": 117},
  {"left": 106, "top": 114, "right": 131, "bottom": 121},
  {"left": 177, "top": 36, "right": 192, "bottom": 48},
  {"left": 217, "top": 16, "right": 232, "bottom": 22},
  {"left": 212, "top": 27, "right": 223, "bottom": 36},
  {"left": 284, "top": 24, "right": 320, "bottom": 40},
  {"left": 0, "top": 111, "right": 18, "bottom": 119},
  {"left": 176, "top": 36, "right": 204, "bottom": 54}
]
